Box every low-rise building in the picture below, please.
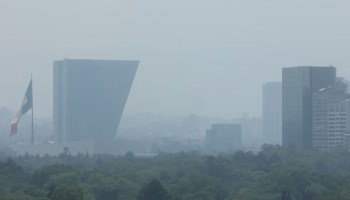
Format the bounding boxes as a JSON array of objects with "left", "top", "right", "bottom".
[{"left": 205, "top": 124, "right": 242, "bottom": 154}]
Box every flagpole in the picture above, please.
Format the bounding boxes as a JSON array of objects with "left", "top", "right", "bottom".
[{"left": 31, "top": 74, "right": 34, "bottom": 146}]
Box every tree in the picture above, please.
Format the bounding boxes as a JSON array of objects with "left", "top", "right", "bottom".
[
  {"left": 137, "top": 179, "right": 170, "bottom": 200},
  {"left": 31, "top": 164, "right": 72, "bottom": 188},
  {"left": 48, "top": 185, "right": 83, "bottom": 200},
  {"left": 94, "top": 187, "right": 119, "bottom": 200},
  {"left": 281, "top": 191, "right": 292, "bottom": 200}
]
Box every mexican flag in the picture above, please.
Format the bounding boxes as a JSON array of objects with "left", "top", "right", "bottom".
[{"left": 10, "top": 80, "right": 33, "bottom": 136}]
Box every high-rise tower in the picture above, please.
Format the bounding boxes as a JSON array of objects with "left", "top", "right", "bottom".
[
  {"left": 312, "top": 80, "right": 350, "bottom": 151},
  {"left": 282, "top": 66, "right": 336, "bottom": 149},
  {"left": 263, "top": 82, "right": 282, "bottom": 145},
  {"left": 53, "top": 59, "right": 138, "bottom": 143}
]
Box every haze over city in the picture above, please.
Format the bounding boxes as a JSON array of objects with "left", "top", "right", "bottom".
[
  {"left": 1, "top": 0, "right": 350, "bottom": 118},
  {"left": 2, "top": 1, "right": 350, "bottom": 199}
]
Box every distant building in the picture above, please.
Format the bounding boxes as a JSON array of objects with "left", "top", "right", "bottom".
[
  {"left": 263, "top": 82, "right": 282, "bottom": 145},
  {"left": 234, "top": 116, "right": 262, "bottom": 148},
  {"left": 312, "top": 80, "right": 350, "bottom": 151},
  {"left": 53, "top": 59, "right": 138, "bottom": 143},
  {"left": 343, "top": 78, "right": 350, "bottom": 94},
  {"left": 282, "top": 66, "right": 336, "bottom": 150},
  {"left": 205, "top": 124, "right": 242, "bottom": 154}
]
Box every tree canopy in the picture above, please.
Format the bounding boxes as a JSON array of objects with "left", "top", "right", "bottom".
[{"left": 0, "top": 145, "right": 350, "bottom": 199}]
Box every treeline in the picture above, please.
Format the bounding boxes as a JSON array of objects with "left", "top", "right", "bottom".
[{"left": 1, "top": 145, "right": 350, "bottom": 200}]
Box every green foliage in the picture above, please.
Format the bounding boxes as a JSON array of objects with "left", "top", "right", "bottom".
[
  {"left": 18, "top": 185, "right": 48, "bottom": 200},
  {"left": 31, "top": 163, "right": 73, "bottom": 188},
  {"left": 85, "top": 171, "right": 120, "bottom": 200},
  {"left": 46, "top": 172, "right": 80, "bottom": 187},
  {"left": 137, "top": 179, "right": 170, "bottom": 200},
  {"left": 1, "top": 146, "right": 350, "bottom": 199},
  {"left": 48, "top": 184, "right": 83, "bottom": 200}
]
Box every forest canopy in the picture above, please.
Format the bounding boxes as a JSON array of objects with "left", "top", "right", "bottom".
[{"left": 1, "top": 145, "right": 350, "bottom": 200}]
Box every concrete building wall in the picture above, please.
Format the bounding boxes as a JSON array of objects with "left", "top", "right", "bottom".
[{"left": 312, "top": 88, "right": 350, "bottom": 151}]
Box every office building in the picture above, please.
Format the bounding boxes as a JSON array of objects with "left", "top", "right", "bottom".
[
  {"left": 312, "top": 80, "right": 350, "bottom": 151},
  {"left": 344, "top": 79, "right": 350, "bottom": 94},
  {"left": 205, "top": 124, "right": 242, "bottom": 154},
  {"left": 53, "top": 59, "right": 138, "bottom": 143},
  {"left": 263, "top": 82, "right": 282, "bottom": 145},
  {"left": 282, "top": 66, "right": 336, "bottom": 150}
]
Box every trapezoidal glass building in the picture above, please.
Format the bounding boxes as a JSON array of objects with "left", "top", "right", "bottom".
[{"left": 53, "top": 59, "right": 138, "bottom": 143}]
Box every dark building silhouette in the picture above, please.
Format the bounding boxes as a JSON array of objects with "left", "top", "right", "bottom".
[
  {"left": 282, "top": 66, "right": 336, "bottom": 150},
  {"left": 53, "top": 59, "right": 138, "bottom": 143}
]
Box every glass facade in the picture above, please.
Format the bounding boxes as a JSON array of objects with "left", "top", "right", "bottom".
[
  {"left": 53, "top": 59, "right": 138, "bottom": 142},
  {"left": 282, "top": 66, "right": 336, "bottom": 149}
]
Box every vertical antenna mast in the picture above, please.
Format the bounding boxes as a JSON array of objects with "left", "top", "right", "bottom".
[{"left": 31, "top": 74, "right": 34, "bottom": 146}]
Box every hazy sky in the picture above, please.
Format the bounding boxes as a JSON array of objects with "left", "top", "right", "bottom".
[{"left": 1, "top": 0, "right": 350, "bottom": 118}]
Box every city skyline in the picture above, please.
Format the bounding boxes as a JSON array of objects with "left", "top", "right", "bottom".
[
  {"left": 1, "top": 0, "right": 350, "bottom": 118},
  {"left": 1, "top": 1, "right": 350, "bottom": 198}
]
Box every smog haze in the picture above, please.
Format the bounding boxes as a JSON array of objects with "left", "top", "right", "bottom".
[{"left": 1, "top": 0, "right": 350, "bottom": 118}]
